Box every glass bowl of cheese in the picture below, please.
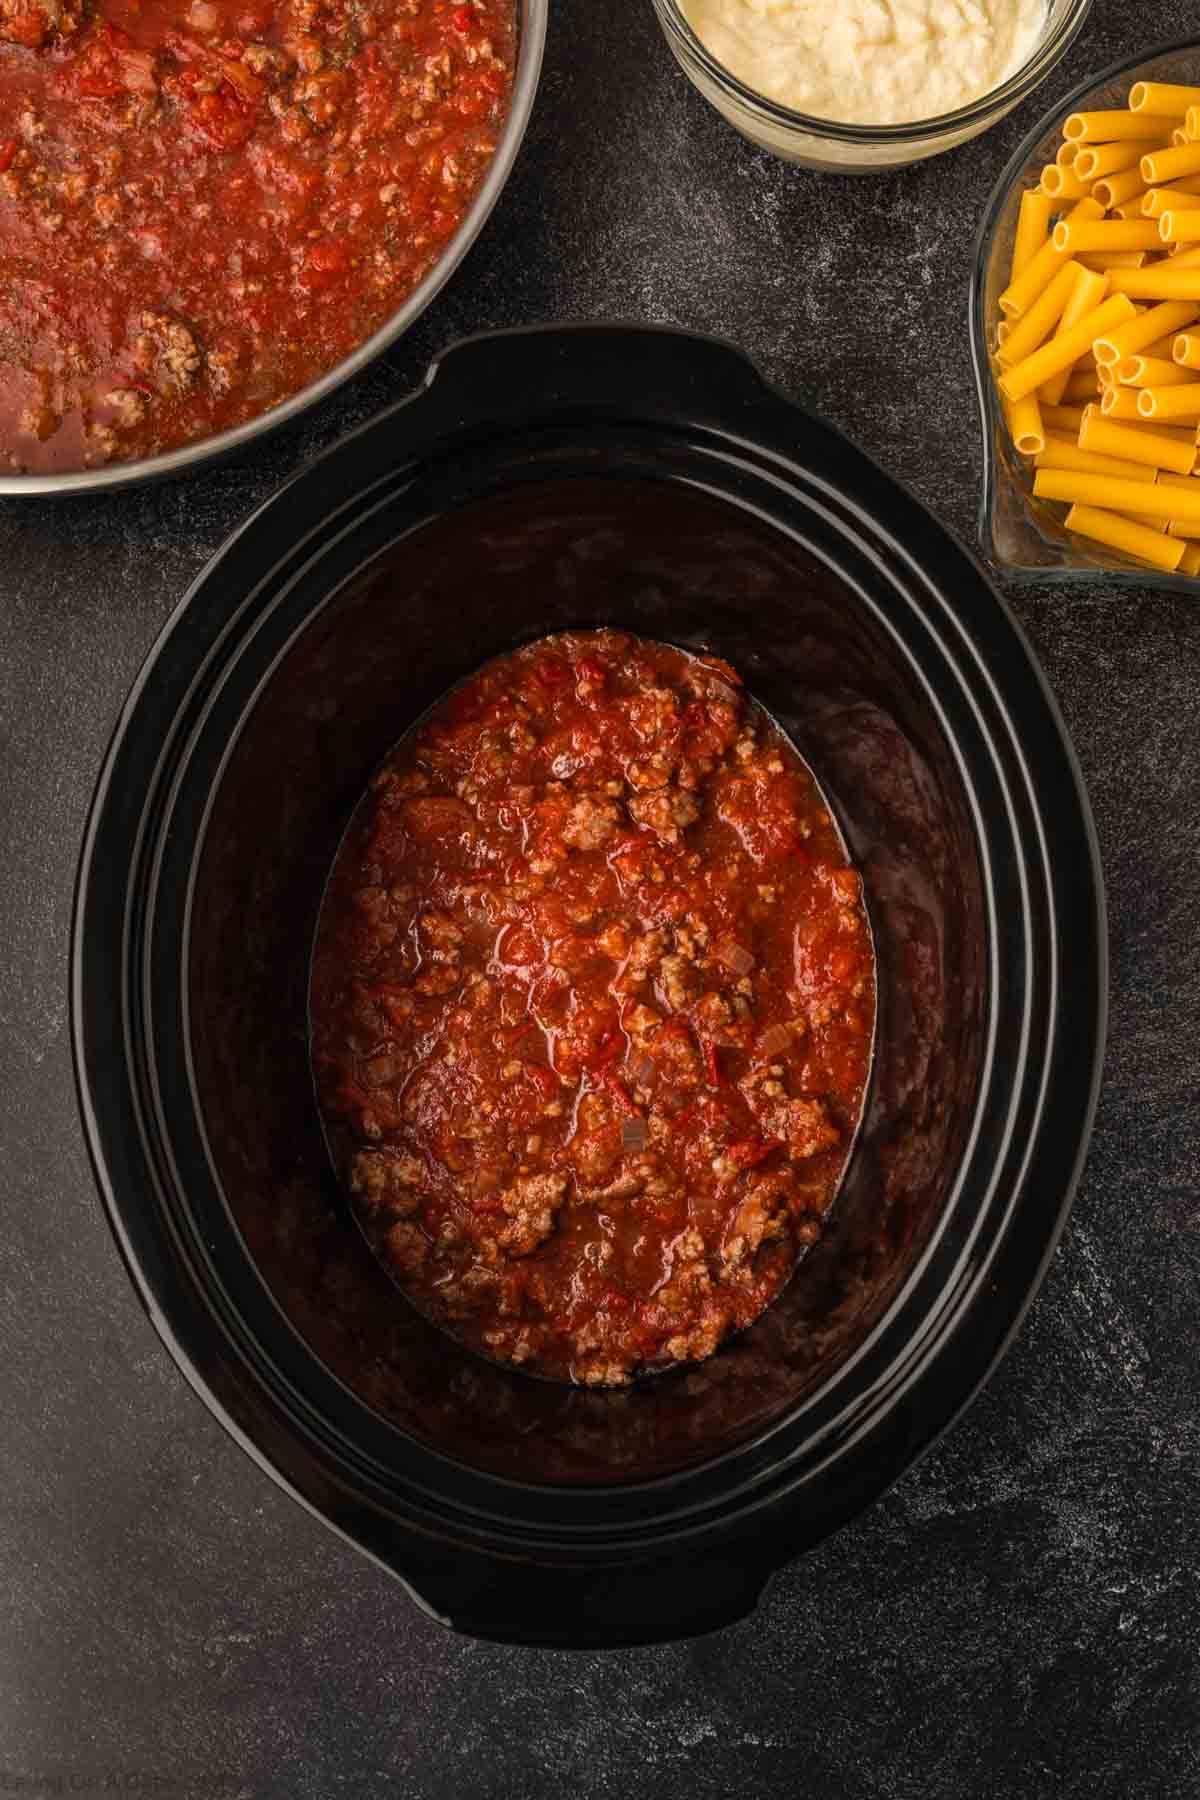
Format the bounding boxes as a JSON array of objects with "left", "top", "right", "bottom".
[{"left": 650, "top": 0, "right": 1093, "bottom": 171}]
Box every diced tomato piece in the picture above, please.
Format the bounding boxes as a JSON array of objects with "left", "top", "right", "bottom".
[
  {"left": 218, "top": 55, "right": 264, "bottom": 102},
  {"left": 829, "top": 866, "right": 862, "bottom": 904},
  {"left": 189, "top": 89, "right": 256, "bottom": 150},
  {"left": 669, "top": 1102, "right": 697, "bottom": 1138},
  {"left": 529, "top": 970, "right": 570, "bottom": 1022},
  {"left": 297, "top": 237, "right": 350, "bottom": 292},
  {"left": 236, "top": 2, "right": 272, "bottom": 34},
  {"left": 829, "top": 944, "right": 861, "bottom": 982},
  {"left": 644, "top": 1191, "right": 688, "bottom": 1230},
  {"left": 400, "top": 795, "right": 474, "bottom": 843},
  {"left": 604, "top": 1073, "right": 639, "bottom": 1115},
  {"left": 77, "top": 74, "right": 126, "bottom": 100},
  {"left": 118, "top": 46, "right": 158, "bottom": 93},
  {"left": 522, "top": 1062, "right": 560, "bottom": 1102},
  {"left": 497, "top": 922, "right": 541, "bottom": 966},
  {"left": 0, "top": 140, "right": 17, "bottom": 174},
  {"left": 4, "top": 6, "right": 52, "bottom": 46},
  {"left": 589, "top": 1030, "right": 622, "bottom": 1073},
  {"left": 469, "top": 1190, "right": 505, "bottom": 1215},
  {"left": 457, "top": 88, "right": 489, "bottom": 120},
  {"left": 726, "top": 1136, "right": 782, "bottom": 1171}
]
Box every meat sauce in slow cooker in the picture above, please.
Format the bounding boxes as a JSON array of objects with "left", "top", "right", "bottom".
[{"left": 310, "top": 631, "right": 876, "bottom": 1385}]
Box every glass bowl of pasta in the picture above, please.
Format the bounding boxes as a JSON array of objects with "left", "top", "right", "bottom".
[
  {"left": 973, "top": 38, "right": 1200, "bottom": 585},
  {"left": 651, "top": 0, "right": 1092, "bottom": 171}
]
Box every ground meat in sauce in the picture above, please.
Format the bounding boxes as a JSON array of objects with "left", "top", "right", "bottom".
[
  {"left": 0, "top": 0, "right": 515, "bottom": 472},
  {"left": 309, "top": 631, "right": 877, "bottom": 1386}
]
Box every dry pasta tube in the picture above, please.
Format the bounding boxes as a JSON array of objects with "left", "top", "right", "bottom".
[
  {"left": 1174, "top": 331, "right": 1200, "bottom": 367},
  {"left": 997, "top": 261, "right": 1087, "bottom": 366},
  {"left": 1077, "top": 251, "right": 1145, "bottom": 274},
  {"left": 1064, "top": 110, "right": 1180, "bottom": 142},
  {"left": 1063, "top": 504, "right": 1186, "bottom": 570},
  {"left": 1174, "top": 127, "right": 1192, "bottom": 148},
  {"left": 1092, "top": 169, "right": 1148, "bottom": 209},
  {"left": 1161, "top": 211, "right": 1200, "bottom": 243},
  {"left": 1186, "top": 105, "right": 1200, "bottom": 138},
  {"left": 1041, "top": 163, "right": 1091, "bottom": 200},
  {"left": 1141, "top": 143, "right": 1200, "bottom": 184},
  {"left": 1094, "top": 299, "right": 1199, "bottom": 363},
  {"left": 1117, "top": 354, "right": 1196, "bottom": 387},
  {"left": 1131, "top": 81, "right": 1200, "bottom": 113},
  {"left": 1043, "top": 403, "right": 1087, "bottom": 432},
  {"left": 1113, "top": 200, "right": 1149, "bottom": 220},
  {"left": 1063, "top": 368, "right": 1102, "bottom": 401},
  {"left": 1004, "top": 391, "right": 1044, "bottom": 456},
  {"left": 1056, "top": 138, "right": 1081, "bottom": 166},
  {"left": 1034, "top": 436, "right": 1157, "bottom": 482},
  {"left": 999, "top": 294, "right": 1137, "bottom": 402},
  {"left": 1039, "top": 266, "right": 1111, "bottom": 405},
  {"left": 1000, "top": 197, "right": 1103, "bottom": 317},
  {"left": 1139, "top": 334, "right": 1182, "bottom": 358},
  {"left": 1178, "top": 542, "right": 1200, "bottom": 573},
  {"left": 1053, "top": 219, "right": 1161, "bottom": 253},
  {"left": 1168, "top": 247, "right": 1200, "bottom": 268},
  {"left": 1156, "top": 470, "right": 1200, "bottom": 488},
  {"left": 1011, "top": 189, "right": 1056, "bottom": 280},
  {"left": 1129, "top": 423, "right": 1200, "bottom": 444},
  {"left": 1101, "top": 386, "right": 1146, "bottom": 418},
  {"left": 1034, "top": 469, "right": 1200, "bottom": 520},
  {"left": 1109, "top": 267, "right": 1200, "bottom": 299},
  {"left": 1079, "top": 410, "right": 1198, "bottom": 473},
  {"left": 1073, "top": 140, "right": 1157, "bottom": 180},
  {"left": 1142, "top": 180, "right": 1200, "bottom": 215},
  {"left": 1137, "top": 384, "right": 1200, "bottom": 419},
  {"left": 1167, "top": 518, "right": 1200, "bottom": 538},
  {"left": 1144, "top": 192, "right": 1200, "bottom": 218},
  {"left": 1043, "top": 279, "right": 1108, "bottom": 403}
]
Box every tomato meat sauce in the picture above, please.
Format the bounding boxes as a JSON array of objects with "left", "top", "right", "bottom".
[
  {"left": 0, "top": 0, "right": 515, "bottom": 472},
  {"left": 310, "top": 632, "right": 876, "bottom": 1386}
]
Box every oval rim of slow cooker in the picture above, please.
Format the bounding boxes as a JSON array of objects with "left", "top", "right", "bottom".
[
  {"left": 73, "top": 407, "right": 1103, "bottom": 1560},
  {"left": 168, "top": 442, "right": 1012, "bottom": 1510},
  {"left": 160, "top": 447, "right": 1063, "bottom": 1520}
]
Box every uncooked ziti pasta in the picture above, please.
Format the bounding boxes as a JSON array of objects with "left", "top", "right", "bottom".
[{"left": 990, "top": 78, "right": 1200, "bottom": 574}]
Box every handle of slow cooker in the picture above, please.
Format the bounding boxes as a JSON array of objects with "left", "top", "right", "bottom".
[
  {"left": 417, "top": 322, "right": 799, "bottom": 439},
  {"left": 391, "top": 1542, "right": 775, "bottom": 1649}
]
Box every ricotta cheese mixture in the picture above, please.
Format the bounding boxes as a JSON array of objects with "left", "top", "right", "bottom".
[{"left": 680, "top": 0, "right": 1047, "bottom": 126}]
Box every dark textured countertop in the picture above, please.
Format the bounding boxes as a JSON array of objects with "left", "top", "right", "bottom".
[{"left": 2, "top": 1, "right": 1199, "bottom": 1794}]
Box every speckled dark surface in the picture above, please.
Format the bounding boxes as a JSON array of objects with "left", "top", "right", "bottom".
[{"left": 2, "top": 0, "right": 1199, "bottom": 1793}]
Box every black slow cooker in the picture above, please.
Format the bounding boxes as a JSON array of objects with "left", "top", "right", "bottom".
[{"left": 71, "top": 325, "right": 1106, "bottom": 1648}]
